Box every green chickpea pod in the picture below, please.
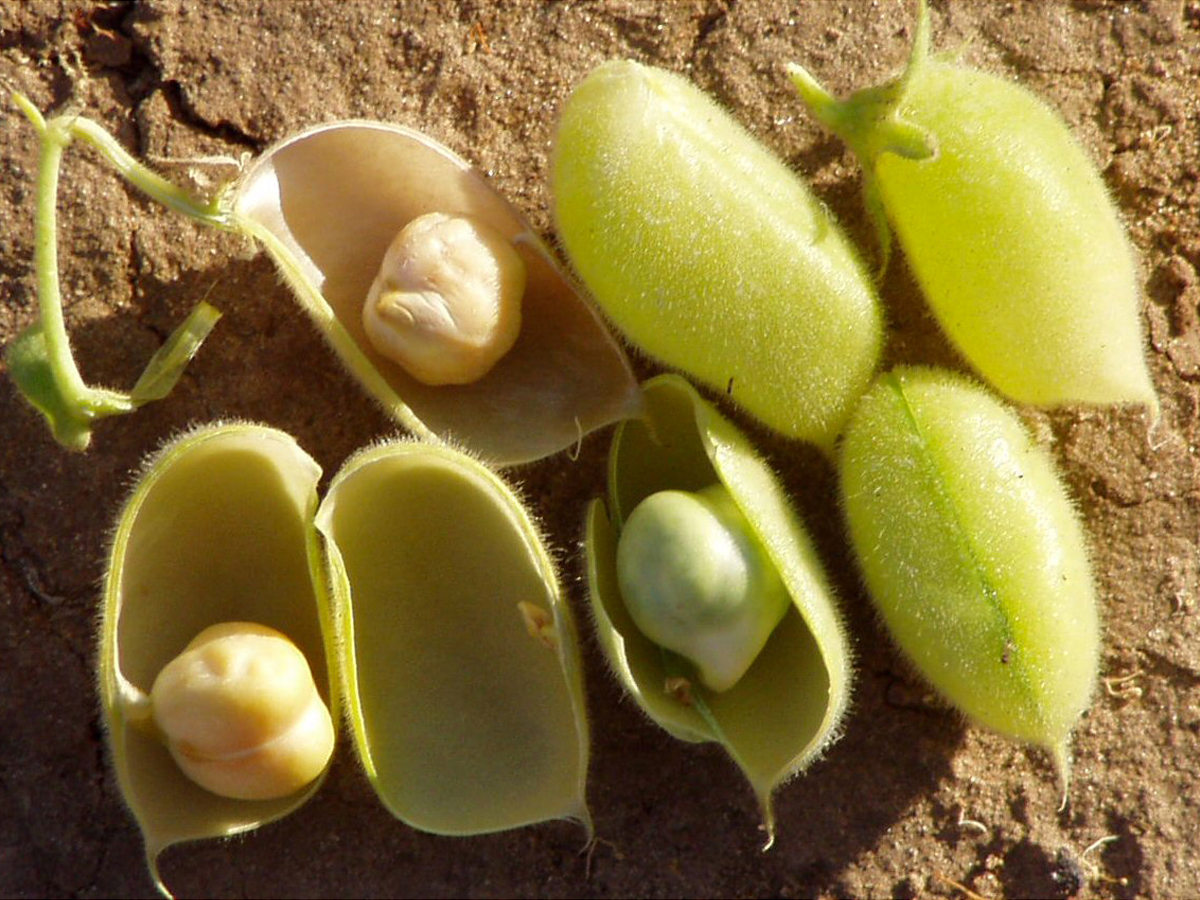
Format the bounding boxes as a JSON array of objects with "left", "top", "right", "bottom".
[
  {"left": 586, "top": 375, "right": 852, "bottom": 842},
  {"left": 616, "top": 486, "right": 790, "bottom": 693}
]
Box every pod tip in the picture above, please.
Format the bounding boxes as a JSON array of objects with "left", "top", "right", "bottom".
[
  {"left": 757, "top": 793, "right": 777, "bottom": 851},
  {"left": 1050, "top": 740, "right": 1073, "bottom": 812}
]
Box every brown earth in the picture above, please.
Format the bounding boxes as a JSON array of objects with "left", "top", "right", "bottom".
[{"left": 1, "top": 1, "right": 1197, "bottom": 898}]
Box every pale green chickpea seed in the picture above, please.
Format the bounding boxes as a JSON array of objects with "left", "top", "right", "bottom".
[{"left": 616, "top": 486, "right": 790, "bottom": 693}]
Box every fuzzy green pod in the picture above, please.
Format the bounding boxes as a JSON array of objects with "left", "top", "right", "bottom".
[
  {"left": 838, "top": 367, "right": 1100, "bottom": 782},
  {"left": 99, "top": 424, "right": 334, "bottom": 896},
  {"left": 789, "top": 3, "right": 1157, "bottom": 414},
  {"left": 315, "top": 441, "right": 591, "bottom": 836},
  {"left": 553, "top": 61, "right": 883, "bottom": 453},
  {"left": 587, "top": 375, "right": 852, "bottom": 840}
]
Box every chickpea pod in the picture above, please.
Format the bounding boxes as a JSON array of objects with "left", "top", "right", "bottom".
[
  {"left": 100, "top": 424, "right": 333, "bottom": 896},
  {"left": 150, "top": 622, "right": 336, "bottom": 802},
  {"left": 316, "top": 441, "right": 591, "bottom": 836},
  {"left": 788, "top": 0, "right": 1158, "bottom": 415},
  {"left": 839, "top": 367, "right": 1101, "bottom": 789},
  {"left": 231, "top": 121, "right": 641, "bottom": 463},
  {"left": 553, "top": 62, "right": 882, "bottom": 453},
  {"left": 102, "top": 425, "right": 594, "bottom": 896},
  {"left": 587, "top": 375, "right": 851, "bottom": 842}
]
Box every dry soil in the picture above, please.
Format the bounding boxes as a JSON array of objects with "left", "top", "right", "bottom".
[{"left": 1, "top": 2, "right": 1198, "bottom": 898}]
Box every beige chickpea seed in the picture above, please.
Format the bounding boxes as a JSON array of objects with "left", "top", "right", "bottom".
[
  {"left": 362, "top": 212, "right": 525, "bottom": 386},
  {"left": 149, "top": 622, "right": 336, "bottom": 802}
]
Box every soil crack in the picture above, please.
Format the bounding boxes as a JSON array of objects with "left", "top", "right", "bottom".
[{"left": 109, "top": 3, "right": 261, "bottom": 151}]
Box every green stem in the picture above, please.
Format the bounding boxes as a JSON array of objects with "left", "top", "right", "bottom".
[
  {"left": 786, "top": 0, "right": 936, "bottom": 274},
  {"left": 65, "top": 115, "right": 234, "bottom": 228},
  {"left": 33, "top": 113, "right": 95, "bottom": 409},
  {"left": 9, "top": 92, "right": 229, "bottom": 447}
]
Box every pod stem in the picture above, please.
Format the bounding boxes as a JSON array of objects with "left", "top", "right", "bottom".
[
  {"left": 7, "top": 92, "right": 227, "bottom": 450},
  {"left": 786, "top": 0, "right": 936, "bottom": 272}
]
